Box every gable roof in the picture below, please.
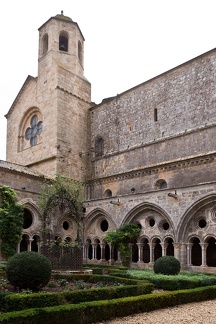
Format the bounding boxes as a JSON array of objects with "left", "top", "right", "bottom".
[{"left": 5, "top": 75, "right": 37, "bottom": 119}]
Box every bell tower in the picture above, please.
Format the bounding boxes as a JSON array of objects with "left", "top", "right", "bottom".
[
  {"left": 38, "top": 11, "right": 86, "bottom": 83},
  {"left": 6, "top": 12, "right": 92, "bottom": 181}
]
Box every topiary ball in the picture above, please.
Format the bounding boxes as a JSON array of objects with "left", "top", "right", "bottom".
[
  {"left": 153, "top": 256, "right": 181, "bottom": 275},
  {"left": 6, "top": 251, "right": 51, "bottom": 291}
]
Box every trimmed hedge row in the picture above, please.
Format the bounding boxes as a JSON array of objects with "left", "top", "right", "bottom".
[
  {"left": 0, "top": 276, "right": 153, "bottom": 313},
  {"left": 51, "top": 273, "right": 140, "bottom": 284},
  {"left": 83, "top": 264, "right": 127, "bottom": 274},
  {"left": 1, "top": 285, "right": 216, "bottom": 323},
  {"left": 109, "top": 270, "right": 216, "bottom": 290}
]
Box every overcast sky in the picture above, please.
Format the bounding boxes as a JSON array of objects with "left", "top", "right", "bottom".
[{"left": 0, "top": 0, "right": 215, "bottom": 161}]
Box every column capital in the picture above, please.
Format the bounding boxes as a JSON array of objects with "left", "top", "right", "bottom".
[{"left": 173, "top": 243, "right": 182, "bottom": 249}]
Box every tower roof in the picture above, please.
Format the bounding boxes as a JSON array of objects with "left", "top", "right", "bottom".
[
  {"left": 55, "top": 11, "right": 73, "bottom": 22},
  {"left": 38, "top": 11, "right": 84, "bottom": 40}
]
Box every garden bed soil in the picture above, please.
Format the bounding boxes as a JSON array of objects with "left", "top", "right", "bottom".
[{"left": 0, "top": 278, "right": 125, "bottom": 293}]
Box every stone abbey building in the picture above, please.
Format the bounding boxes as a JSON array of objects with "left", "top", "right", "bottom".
[{"left": 1, "top": 12, "right": 216, "bottom": 272}]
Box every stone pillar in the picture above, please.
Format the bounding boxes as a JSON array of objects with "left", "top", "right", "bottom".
[
  {"left": 83, "top": 243, "right": 88, "bottom": 261},
  {"left": 37, "top": 240, "right": 41, "bottom": 254},
  {"left": 29, "top": 239, "right": 33, "bottom": 251},
  {"left": 17, "top": 242, "right": 20, "bottom": 253},
  {"left": 137, "top": 243, "right": 144, "bottom": 263},
  {"left": 173, "top": 243, "right": 181, "bottom": 261},
  {"left": 200, "top": 243, "right": 208, "bottom": 267},
  {"left": 100, "top": 243, "right": 106, "bottom": 262},
  {"left": 160, "top": 243, "right": 166, "bottom": 256},
  {"left": 109, "top": 243, "right": 115, "bottom": 265},
  {"left": 186, "top": 243, "right": 192, "bottom": 266},
  {"left": 150, "top": 243, "right": 155, "bottom": 264},
  {"left": 92, "top": 244, "right": 97, "bottom": 261},
  {"left": 117, "top": 250, "right": 121, "bottom": 262}
]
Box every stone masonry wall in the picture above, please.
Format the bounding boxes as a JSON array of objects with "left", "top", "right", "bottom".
[
  {"left": 90, "top": 154, "right": 216, "bottom": 200},
  {"left": 0, "top": 168, "right": 44, "bottom": 203},
  {"left": 90, "top": 49, "right": 216, "bottom": 179}
]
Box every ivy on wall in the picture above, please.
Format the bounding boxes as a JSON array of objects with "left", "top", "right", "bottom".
[
  {"left": 0, "top": 186, "right": 24, "bottom": 259},
  {"left": 39, "top": 175, "right": 84, "bottom": 244}
]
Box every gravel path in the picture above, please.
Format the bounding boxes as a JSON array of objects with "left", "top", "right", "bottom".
[{"left": 96, "top": 299, "right": 216, "bottom": 323}]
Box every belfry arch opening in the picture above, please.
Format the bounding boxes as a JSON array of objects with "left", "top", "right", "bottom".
[
  {"left": 59, "top": 32, "right": 68, "bottom": 51},
  {"left": 78, "top": 40, "right": 83, "bottom": 64},
  {"left": 42, "top": 34, "right": 48, "bottom": 55}
]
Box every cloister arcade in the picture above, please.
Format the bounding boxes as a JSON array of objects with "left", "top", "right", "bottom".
[
  {"left": 16, "top": 195, "right": 216, "bottom": 270},
  {"left": 83, "top": 197, "right": 216, "bottom": 270}
]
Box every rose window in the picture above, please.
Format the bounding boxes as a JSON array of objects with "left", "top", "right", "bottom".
[{"left": 25, "top": 115, "right": 43, "bottom": 146}]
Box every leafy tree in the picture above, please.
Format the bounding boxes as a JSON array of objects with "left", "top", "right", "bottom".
[
  {"left": 0, "top": 186, "right": 24, "bottom": 258},
  {"left": 104, "top": 223, "right": 141, "bottom": 265},
  {"left": 39, "top": 175, "right": 84, "bottom": 244}
]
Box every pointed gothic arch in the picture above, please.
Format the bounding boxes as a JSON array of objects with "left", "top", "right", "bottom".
[{"left": 177, "top": 194, "right": 216, "bottom": 242}]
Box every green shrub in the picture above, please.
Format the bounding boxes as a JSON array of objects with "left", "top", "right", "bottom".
[
  {"left": 125, "top": 269, "right": 216, "bottom": 290},
  {"left": 6, "top": 252, "right": 51, "bottom": 291},
  {"left": 154, "top": 256, "right": 181, "bottom": 275},
  {"left": 1, "top": 286, "right": 216, "bottom": 323},
  {"left": 1, "top": 281, "right": 153, "bottom": 313}
]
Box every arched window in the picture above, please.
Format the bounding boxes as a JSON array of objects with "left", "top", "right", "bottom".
[
  {"left": 142, "top": 238, "right": 150, "bottom": 263},
  {"left": 155, "top": 179, "right": 167, "bottom": 190},
  {"left": 59, "top": 32, "right": 68, "bottom": 51},
  {"left": 42, "top": 34, "right": 48, "bottom": 55},
  {"left": 206, "top": 237, "right": 216, "bottom": 267},
  {"left": 95, "top": 137, "right": 104, "bottom": 157},
  {"left": 104, "top": 189, "right": 112, "bottom": 198},
  {"left": 191, "top": 237, "right": 202, "bottom": 266},
  {"left": 78, "top": 40, "right": 83, "bottom": 64}
]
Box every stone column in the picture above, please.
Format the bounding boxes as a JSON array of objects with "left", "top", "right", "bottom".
[
  {"left": 137, "top": 243, "right": 144, "bottom": 265},
  {"left": 150, "top": 243, "right": 155, "bottom": 264},
  {"left": 83, "top": 243, "right": 88, "bottom": 261},
  {"left": 29, "top": 239, "right": 33, "bottom": 251},
  {"left": 17, "top": 242, "right": 20, "bottom": 253},
  {"left": 117, "top": 250, "right": 121, "bottom": 262},
  {"left": 160, "top": 243, "right": 166, "bottom": 256},
  {"left": 109, "top": 243, "right": 115, "bottom": 265},
  {"left": 92, "top": 244, "right": 97, "bottom": 261},
  {"left": 173, "top": 243, "right": 181, "bottom": 261},
  {"left": 100, "top": 243, "right": 106, "bottom": 262},
  {"left": 186, "top": 243, "right": 192, "bottom": 266},
  {"left": 200, "top": 243, "right": 208, "bottom": 267}
]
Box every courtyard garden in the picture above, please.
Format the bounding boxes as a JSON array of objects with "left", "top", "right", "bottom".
[
  {"left": 1, "top": 257, "right": 216, "bottom": 323},
  {"left": 1, "top": 184, "right": 216, "bottom": 323}
]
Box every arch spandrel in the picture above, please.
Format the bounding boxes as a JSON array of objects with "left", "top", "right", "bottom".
[
  {"left": 177, "top": 193, "right": 216, "bottom": 242},
  {"left": 84, "top": 208, "right": 117, "bottom": 230},
  {"left": 122, "top": 202, "right": 175, "bottom": 242}
]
